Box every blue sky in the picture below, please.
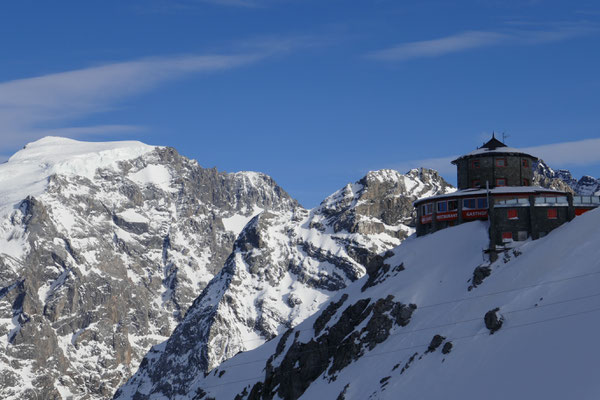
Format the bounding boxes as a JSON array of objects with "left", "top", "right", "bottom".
[{"left": 1, "top": 0, "right": 599, "bottom": 207}]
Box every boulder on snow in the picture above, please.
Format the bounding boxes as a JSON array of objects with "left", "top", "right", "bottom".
[
  {"left": 441, "top": 341, "right": 453, "bottom": 354},
  {"left": 426, "top": 334, "right": 446, "bottom": 353},
  {"left": 484, "top": 308, "right": 504, "bottom": 334},
  {"left": 471, "top": 265, "right": 491, "bottom": 288}
]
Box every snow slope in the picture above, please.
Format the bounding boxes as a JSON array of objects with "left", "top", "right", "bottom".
[
  {"left": 178, "top": 209, "right": 600, "bottom": 400},
  {"left": 115, "top": 168, "right": 454, "bottom": 399},
  {"left": 0, "top": 136, "right": 156, "bottom": 212}
]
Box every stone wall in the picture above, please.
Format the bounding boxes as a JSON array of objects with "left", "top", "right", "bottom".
[{"left": 456, "top": 154, "right": 535, "bottom": 190}]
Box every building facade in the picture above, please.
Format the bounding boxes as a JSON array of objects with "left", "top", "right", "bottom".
[{"left": 414, "top": 136, "right": 599, "bottom": 246}]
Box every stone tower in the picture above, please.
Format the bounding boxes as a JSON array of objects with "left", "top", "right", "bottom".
[{"left": 451, "top": 135, "right": 537, "bottom": 190}]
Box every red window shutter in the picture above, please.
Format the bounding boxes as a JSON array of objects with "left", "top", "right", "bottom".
[
  {"left": 507, "top": 209, "right": 518, "bottom": 219},
  {"left": 502, "top": 232, "right": 513, "bottom": 240},
  {"left": 547, "top": 208, "right": 558, "bottom": 219}
]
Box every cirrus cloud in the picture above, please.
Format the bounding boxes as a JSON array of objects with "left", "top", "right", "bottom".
[{"left": 367, "top": 23, "right": 598, "bottom": 62}]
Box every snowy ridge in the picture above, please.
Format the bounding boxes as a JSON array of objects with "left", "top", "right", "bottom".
[
  {"left": 116, "top": 167, "right": 454, "bottom": 399},
  {"left": 534, "top": 159, "right": 600, "bottom": 195},
  {"left": 0, "top": 137, "right": 297, "bottom": 399},
  {"left": 0, "top": 137, "right": 156, "bottom": 212},
  {"left": 175, "top": 209, "right": 600, "bottom": 400}
]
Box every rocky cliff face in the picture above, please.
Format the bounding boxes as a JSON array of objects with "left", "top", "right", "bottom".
[
  {"left": 534, "top": 160, "right": 600, "bottom": 195},
  {"left": 0, "top": 138, "right": 297, "bottom": 399},
  {"left": 115, "top": 168, "right": 454, "bottom": 399}
]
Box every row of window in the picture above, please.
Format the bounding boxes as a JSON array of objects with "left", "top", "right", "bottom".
[
  {"left": 423, "top": 199, "right": 566, "bottom": 217},
  {"left": 534, "top": 196, "right": 568, "bottom": 205},
  {"left": 422, "top": 197, "right": 488, "bottom": 215},
  {"left": 470, "top": 158, "right": 530, "bottom": 169},
  {"left": 496, "top": 195, "right": 576, "bottom": 206},
  {"left": 573, "top": 196, "right": 600, "bottom": 205},
  {"left": 495, "top": 197, "right": 530, "bottom": 206},
  {"left": 471, "top": 178, "right": 529, "bottom": 188}
]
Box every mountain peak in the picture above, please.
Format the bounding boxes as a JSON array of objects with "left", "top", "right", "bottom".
[{"left": 0, "top": 136, "right": 158, "bottom": 211}]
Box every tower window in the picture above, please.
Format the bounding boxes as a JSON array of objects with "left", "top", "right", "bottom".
[
  {"left": 471, "top": 159, "right": 480, "bottom": 168},
  {"left": 496, "top": 178, "right": 507, "bottom": 186},
  {"left": 523, "top": 178, "right": 530, "bottom": 186},
  {"left": 507, "top": 209, "right": 518, "bottom": 220},
  {"left": 496, "top": 158, "right": 507, "bottom": 167},
  {"left": 522, "top": 159, "right": 529, "bottom": 168},
  {"left": 472, "top": 179, "right": 481, "bottom": 188}
]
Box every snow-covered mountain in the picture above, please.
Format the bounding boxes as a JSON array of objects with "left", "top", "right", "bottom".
[
  {"left": 115, "top": 168, "right": 454, "bottom": 399},
  {"left": 0, "top": 137, "right": 453, "bottom": 399},
  {"left": 0, "top": 137, "right": 297, "bottom": 399},
  {"left": 534, "top": 160, "right": 600, "bottom": 195},
  {"left": 149, "top": 208, "right": 600, "bottom": 400}
]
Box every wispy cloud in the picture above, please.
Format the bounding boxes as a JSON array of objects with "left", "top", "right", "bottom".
[
  {"left": 368, "top": 31, "right": 507, "bottom": 61},
  {"left": 0, "top": 52, "right": 268, "bottom": 152},
  {"left": 523, "top": 138, "right": 600, "bottom": 167},
  {"left": 199, "top": 0, "right": 261, "bottom": 7},
  {"left": 391, "top": 138, "right": 600, "bottom": 176},
  {"left": 141, "top": 0, "right": 284, "bottom": 11},
  {"left": 367, "top": 23, "right": 597, "bottom": 61}
]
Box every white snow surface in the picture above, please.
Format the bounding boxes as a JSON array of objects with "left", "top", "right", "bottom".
[
  {"left": 128, "top": 164, "right": 173, "bottom": 191},
  {"left": 186, "top": 209, "right": 600, "bottom": 400},
  {"left": 0, "top": 136, "right": 156, "bottom": 211},
  {"left": 221, "top": 206, "right": 263, "bottom": 236}
]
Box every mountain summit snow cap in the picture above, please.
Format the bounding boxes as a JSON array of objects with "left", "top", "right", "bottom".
[{"left": 0, "top": 136, "right": 158, "bottom": 210}]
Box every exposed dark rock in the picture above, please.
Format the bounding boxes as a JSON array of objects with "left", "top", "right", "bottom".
[
  {"left": 484, "top": 308, "right": 504, "bottom": 334},
  {"left": 400, "top": 352, "right": 419, "bottom": 374},
  {"left": 313, "top": 294, "right": 349, "bottom": 336},
  {"left": 441, "top": 341, "right": 453, "bottom": 354},
  {"left": 244, "top": 296, "right": 416, "bottom": 400},
  {"left": 362, "top": 250, "right": 403, "bottom": 292},
  {"left": 426, "top": 334, "right": 446, "bottom": 353},
  {"left": 336, "top": 383, "right": 350, "bottom": 400},
  {"left": 471, "top": 266, "right": 491, "bottom": 289}
]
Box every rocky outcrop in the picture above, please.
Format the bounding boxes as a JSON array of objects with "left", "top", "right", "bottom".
[
  {"left": 245, "top": 295, "right": 416, "bottom": 400},
  {"left": 319, "top": 168, "right": 454, "bottom": 238},
  {"left": 0, "top": 140, "right": 297, "bottom": 399},
  {"left": 484, "top": 308, "right": 504, "bottom": 334},
  {"left": 115, "top": 168, "right": 453, "bottom": 399},
  {"left": 534, "top": 160, "right": 600, "bottom": 195}
]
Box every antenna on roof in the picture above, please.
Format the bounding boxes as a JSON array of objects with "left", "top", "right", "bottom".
[{"left": 502, "top": 132, "right": 510, "bottom": 143}]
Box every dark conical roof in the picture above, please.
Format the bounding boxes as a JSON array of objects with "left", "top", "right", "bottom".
[
  {"left": 481, "top": 134, "right": 507, "bottom": 151},
  {"left": 450, "top": 134, "right": 538, "bottom": 164}
]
